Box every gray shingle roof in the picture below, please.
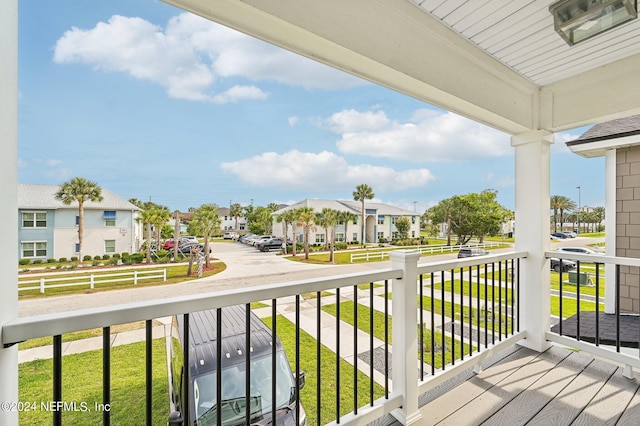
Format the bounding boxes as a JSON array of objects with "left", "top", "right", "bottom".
[
  {"left": 567, "top": 114, "right": 640, "bottom": 146},
  {"left": 18, "top": 184, "right": 140, "bottom": 210}
]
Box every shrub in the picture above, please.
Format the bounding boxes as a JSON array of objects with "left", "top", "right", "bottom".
[
  {"left": 92, "top": 260, "right": 100, "bottom": 266},
  {"left": 157, "top": 250, "right": 168, "bottom": 258},
  {"left": 70, "top": 256, "right": 78, "bottom": 262},
  {"left": 33, "top": 259, "right": 43, "bottom": 264},
  {"left": 121, "top": 252, "right": 130, "bottom": 259},
  {"left": 335, "top": 242, "right": 348, "bottom": 250},
  {"left": 83, "top": 255, "right": 92, "bottom": 261},
  {"left": 19, "top": 259, "right": 30, "bottom": 266},
  {"left": 130, "top": 253, "right": 145, "bottom": 264},
  {"left": 47, "top": 258, "right": 56, "bottom": 264},
  {"left": 112, "top": 253, "right": 121, "bottom": 259},
  {"left": 94, "top": 255, "right": 102, "bottom": 261},
  {"left": 108, "top": 257, "right": 119, "bottom": 266},
  {"left": 58, "top": 257, "right": 68, "bottom": 263},
  {"left": 102, "top": 254, "right": 111, "bottom": 260}
]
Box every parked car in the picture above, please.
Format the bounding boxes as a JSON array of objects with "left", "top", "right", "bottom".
[
  {"left": 457, "top": 247, "right": 489, "bottom": 258},
  {"left": 556, "top": 247, "right": 604, "bottom": 256},
  {"left": 249, "top": 235, "right": 277, "bottom": 246},
  {"left": 164, "top": 236, "right": 199, "bottom": 250},
  {"left": 551, "top": 232, "right": 569, "bottom": 239},
  {"left": 257, "top": 238, "right": 292, "bottom": 252},
  {"left": 176, "top": 242, "right": 210, "bottom": 254},
  {"left": 237, "top": 233, "right": 255, "bottom": 244},
  {"left": 223, "top": 231, "right": 238, "bottom": 240},
  {"left": 168, "top": 306, "right": 307, "bottom": 426},
  {"left": 550, "top": 257, "right": 577, "bottom": 272}
]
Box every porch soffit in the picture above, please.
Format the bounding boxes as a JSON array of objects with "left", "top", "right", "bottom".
[{"left": 161, "top": 0, "right": 640, "bottom": 134}]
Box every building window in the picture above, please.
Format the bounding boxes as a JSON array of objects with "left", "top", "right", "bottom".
[
  {"left": 315, "top": 234, "right": 325, "bottom": 244},
  {"left": 377, "top": 231, "right": 384, "bottom": 240},
  {"left": 377, "top": 215, "right": 385, "bottom": 225},
  {"left": 353, "top": 216, "right": 358, "bottom": 225},
  {"left": 76, "top": 215, "right": 79, "bottom": 226},
  {"left": 105, "top": 240, "right": 116, "bottom": 253},
  {"left": 392, "top": 231, "right": 399, "bottom": 240},
  {"left": 353, "top": 233, "right": 358, "bottom": 242},
  {"left": 75, "top": 243, "right": 80, "bottom": 253},
  {"left": 412, "top": 231, "right": 416, "bottom": 238},
  {"left": 104, "top": 211, "right": 116, "bottom": 226},
  {"left": 391, "top": 216, "right": 397, "bottom": 224},
  {"left": 22, "top": 212, "right": 47, "bottom": 228},
  {"left": 336, "top": 233, "right": 344, "bottom": 242},
  {"left": 22, "top": 241, "right": 47, "bottom": 258},
  {"left": 412, "top": 216, "right": 416, "bottom": 224}
]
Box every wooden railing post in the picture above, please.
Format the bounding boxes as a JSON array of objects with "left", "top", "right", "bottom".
[{"left": 390, "top": 250, "right": 422, "bottom": 425}]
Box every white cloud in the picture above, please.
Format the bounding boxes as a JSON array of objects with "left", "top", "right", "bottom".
[
  {"left": 211, "top": 85, "right": 268, "bottom": 104},
  {"left": 288, "top": 116, "right": 299, "bottom": 127},
  {"left": 329, "top": 108, "right": 511, "bottom": 162},
  {"left": 53, "top": 13, "right": 364, "bottom": 102},
  {"left": 220, "top": 150, "right": 435, "bottom": 191}
]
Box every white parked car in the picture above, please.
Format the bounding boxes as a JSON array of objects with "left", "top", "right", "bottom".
[{"left": 555, "top": 247, "right": 604, "bottom": 256}]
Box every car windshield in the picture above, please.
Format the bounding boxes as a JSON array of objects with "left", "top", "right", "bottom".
[{"left": 192, "top": 351, "right": 295, "bottom": 425}]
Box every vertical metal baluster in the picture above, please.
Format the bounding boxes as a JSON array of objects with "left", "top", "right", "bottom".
[
  {"left": 468, "top": 266, "right": 472, "bottom": 355},
  {"left": 53, "top": 335, "right": 62, "bottom": 426},
  {"left": 353, "top": 285, "right": 358, "bottom": 415},
  {"left": 419, "top": 274, "right": 424, "bottom": 378},
  {"left": 336, "top": 288, "right": 341, "bottom": 422},
  {"left": 430, "top": 272, "right": 435, "bottom": 376},
  {"left": 491, "top": 263, "right": 495, "bottom": 344},
  {"left": 217, "top": 309, "right": 222, "bottom": 426},
  {"left": 595, "top": 264, "right": 600, "bottom": 346},
  {"left": 295, "top": 295, "right": 300, "bottom": 426},
  {"left": 441, "top": 271, "right": 445, "bottom": 370},
  {"left": 559, "top": 259, "right": 564, "bottom": 335},
  {"left": 183, "top": 314, "right": 190, "bottom": 426},
  {"left": 451, "top": 269, "right": 456, "bottom": 365},
  {"left": 271, "top": 301, "right": 277, "bottom": 425},
  {"left": 145, "top": 320, "right": 152, "bottom": 426},
  {"left": 498, "top": 261, "right": 503, "bottom": 340},
  {"left": 516, "top": 258, "right": 521, "bottom": 332},
  {"left": 369, "top": 283, "right": 374, "bottom": 405},
  {"left": 484, "top": 264, "right": 488, "bottom": 349},
  {"left": 476, "top": 264, "right": 481, "bottom": 352},
  {"left": 459, "top": 268, "right": 464, "bottom": 361},
  {"left": 103, "top": 326, "right": 111, "bottom": 426},
  {"left": 616, "top": 265, "right": 621, "bottom": 352},
  {"left": 576, "top": 261, "right": 581, "bottom": 341},
  {"left": 384, "top": 280, "right": 389, "bottom": 397},
  {"left": 245, "top": 304, "right": 251, "bottom": 424},
  {"left": 316, "top": 291, "right": 321, "bottom": 426},
  {"left": 510, "top": 259, "right": 515, "bottom": 335}
]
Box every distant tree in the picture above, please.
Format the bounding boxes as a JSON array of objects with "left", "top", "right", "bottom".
[
  {"left": 190, "top": 204, "right": 221, "bottom": 267},
  {"left": 139, "top": 209, "right": 155, "bottom": 264},
  {"left": 230, "top": 203, "right": 243, "bottom": 231},
  {"left": 55, "top": 177, "right": 103, "bottom": 263},
  {"left": 296, "top": 207, "right": 316, "bottom": 260},
  {"left": 289, "top": 208, "right": 301, "bottom": 256},
  {"left": 322, "top": 208, "right": 339, "bottom": 263},
  {"left": 592, "top": 206, "right": 605, "bottom": 232},
  {"left": 426, "top": 198, "right": 455, "bottom": 245},
  {"left": 550, "top": 195, "right": 563, "bottom": 232},
  {"left": 276, "top": 209, "right": 297, "bottom": 254},
  {"left": 338, "top": 210, "right": 356, "bottom": 245},
  {"left": 555, "top": 196, "right": 576, "bottom": 232},
  {"left": 353, "top": 184, "right": 374, "bottom": 246},
  {"left": 395, "top": 216, "right": 412, "bottom": 240},
  {"left": 267, "top": 202, "right": 280, "bottom": 212},
  {"left": 173, "top": 210, "right": 181, "bottom": 260},
  {"left": 315, "top": 211, "right": 330, "bottom": 250}
]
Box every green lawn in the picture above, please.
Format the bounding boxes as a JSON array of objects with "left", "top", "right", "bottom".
[
  {"left": 262, "top": 315, "right": 385, "bottom": 426},
  {"left": 19, "top": 339, "right": 168, "bottom": 425}
]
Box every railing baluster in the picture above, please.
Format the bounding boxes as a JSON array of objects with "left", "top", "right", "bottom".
[
  {"left": 484, "top": 264, "right": 488, "bottom": 349},
  {"left": 510, "top": 259, "right": 515, "bottom": 335},
  {"left": 559, "top": 260, "right": 564, "bottom": 335},
  {"left": 245, "top": 304, "right": 251, "bottom": 424},
  {"left": 595, "top": 264, "right": 600, "bottom": 346},
  {"left": 491, "top": 263, "right": 495, "bottom": 345},
  {"left": 384, "top": 279, "right": 389, "bottom": 397},
  {"left": 336, "top": 288, "right": 341, "bottom": 422},
  {"left": 103, "top": 326, "right": 111, "bottom": 426},
  {"left": 145, "top": 320, "right": 152, "bottom": 426},
  {"left": 430, "top": 272, "right": 435, "bottom": 376},
  {"left": 441, "top": 271, "right": 445, "bottom": 370},
  {"left": 182, "top": 314, "right": 190, "bottom": 426},
  {"left": 295, "top": 295, "right": 301, "bottom": 426},
  {"left": 468, "top": 266, "right": 472, "bottom": 355},
  {"left": 476, "top": 265, "right": 481, "bottom": 353},
  {"left": 498, "top": 261, "right": 503, "bottom": 340},
  {"left": 451, "top": 268, "right": 455, "bottom": 365},
  {"left": 459, "top": 267, "right": 464, "bottom": 361},
  {"left": 271, "top": 300, "right": 277, "bottom": 426},
  {"left": 516, "top": 258, "right": 520, "bottom": 332},
  {"left": 216, "top": 309, "right": 222, "bottom": 426},
  {"left": 576, "top": 261, "right": 581, "bottom": 341},
  {"left": 353, "top": 285, "right": 358, "bottom": 415},
  {"left": 316, "top": 291, "right": 321, "bottom": 426},
  {"left": 369, "top": 283, "right": 374, "bottom": 405},
  {"left": 616, "top": 265, "right": 621, "bottom": 352},
  {"left": 53, "top": 334, "right": 62, "bottom": 426},
  {"left": 419, "top": 274, "right": 424, "bottom": 379}
]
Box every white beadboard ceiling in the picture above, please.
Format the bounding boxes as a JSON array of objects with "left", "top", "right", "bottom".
[{"left": 412, "top": 0, "right": 640, "bottom": 86}]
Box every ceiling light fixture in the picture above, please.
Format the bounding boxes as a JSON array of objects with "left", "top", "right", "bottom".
[{"left": 549, "top": 0, "right": 637, "bottom": 45}]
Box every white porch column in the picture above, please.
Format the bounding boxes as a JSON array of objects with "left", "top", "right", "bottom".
[
  {"left": 389, "top": 251, "right": 422, "bottom": 425},
  {"left": 512, "top": 130, "right": 553, "bottom": 352},
  {"left": 605, "top": 149, "right": 616, "bottom": 313},
  {"left": 0, "top": 0, "right": 19, "bottom": 424}
]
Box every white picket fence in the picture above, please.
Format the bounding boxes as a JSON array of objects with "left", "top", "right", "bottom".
[
  {"left": 349, "top": 242, "right": 504, "bottom": 263},
  {"left": 19, "top": 269, "right": 167, "bottom": 293}
]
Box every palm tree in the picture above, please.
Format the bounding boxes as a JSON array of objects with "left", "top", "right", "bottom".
[
  {"left": 557, "top": 196, "right": 577, "bottom": 232},
  {"left": 550, "top": 195, "right": 563, "bottom": 232},
  {"left": 172, "top": 210, "right": 181, "bottom": 260},
  {"left": 150, "top": 207, "right": 171, "bottom": 252},
  {"left": 190, "top": 204, "right": 221, "bottom": 267},
  {"left": 296, "top": 207, "right": 316, "bottom": 260},
  {"left": 592, "top": 206, "right": 605, "bottom": 232},
  {"left": 315, "top": 211, "right": 329, "bottom": 250},
  {"left": 276, "top": 209, "right": 297, "bottom": 254},
  {"left": 290, "top": 208, "right": 301, "bottom": 256},
  {"left": 322, "top": 208, "right": 339, "bottom": 263},
  {"left": 139, "top": 209, "right": 155, "bottom": 264},
  {"left": 230, "top": 203, "right": 243, "bottom": 231},
  {"left": 338, "top": 210, "right": 356, "bottom": 245},
  {"left": 55, "top": 177, "right": 103, "bottom": 263},
  {"left": 353, "top": 184, "right": 374, "bottom": 246}
]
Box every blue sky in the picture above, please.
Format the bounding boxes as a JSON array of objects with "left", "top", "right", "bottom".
[{"left": 18, "top": 0, "right": 605, "bottom": 213}]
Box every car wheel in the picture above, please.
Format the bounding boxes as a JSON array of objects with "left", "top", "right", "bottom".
[{"left": 553, "top": 264, "right": 560, "bottom": 273}]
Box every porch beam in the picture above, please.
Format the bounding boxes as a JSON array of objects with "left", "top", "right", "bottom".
[
  {"left": 0, "top": 0, "right": 19, "bottom": 423},
  {"left": 512, "top": 130, "right": 553, "bottom": 352}
]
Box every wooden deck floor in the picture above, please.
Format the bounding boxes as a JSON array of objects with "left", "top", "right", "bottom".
[{"left": 380, "top": 345, "right": 640, "bottom": 425}]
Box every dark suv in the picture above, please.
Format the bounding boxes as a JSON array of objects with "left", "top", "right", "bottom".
[{"left": 457, "top": 247, "right": 489, "bottom": 258}]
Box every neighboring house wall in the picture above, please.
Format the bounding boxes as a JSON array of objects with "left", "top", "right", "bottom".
[
  {"left": 18, "top": 184, "right": 142, "bottom": 261},
  {"left": 616, "top": 147, "right": 640, "bottom": 313}
]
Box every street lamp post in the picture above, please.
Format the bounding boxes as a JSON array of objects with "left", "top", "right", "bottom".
[{"left": 576, "top": 186, "right": 581, "bottom": 234}]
